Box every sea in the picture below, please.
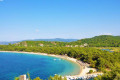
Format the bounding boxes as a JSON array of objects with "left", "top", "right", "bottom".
[{"left": 0, "top": 52, "right": 80, "bottom": 80}]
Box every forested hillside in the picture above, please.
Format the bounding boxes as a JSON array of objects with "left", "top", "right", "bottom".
[
  {"left": 14, "top": 41, "right": 67, "bottom": 47},
  {"left": 14, "top": 35, "right": 120, "bottom": 47},
  {"left": 73, "top": 35, "right": 120, "bottom": 47}
]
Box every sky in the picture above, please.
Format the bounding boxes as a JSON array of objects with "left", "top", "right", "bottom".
[{"left": 0, "top": 0, "right": 120, "bottom": 41}]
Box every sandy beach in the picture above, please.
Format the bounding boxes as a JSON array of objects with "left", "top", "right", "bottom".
[{"left": 0, "top": 51, "right": 97, "bottom": 78}]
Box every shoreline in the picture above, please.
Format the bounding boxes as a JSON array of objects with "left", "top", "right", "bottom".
[{"left": 0, "top": 51, "right": 96, "bottom": 78}]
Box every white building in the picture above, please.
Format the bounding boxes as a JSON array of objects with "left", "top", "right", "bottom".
[{"left": 19, "top": 74, "right": 26, "bottom": 80}]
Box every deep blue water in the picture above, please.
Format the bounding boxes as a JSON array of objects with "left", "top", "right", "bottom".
[{"left": 0, "top": 52, "right": 80, "bottom": 80}]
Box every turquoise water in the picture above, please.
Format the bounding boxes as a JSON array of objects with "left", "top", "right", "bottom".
[
  {"left": 0, "top": 52, "right": 80, "bottom": 80},
  {"left": 101, "top": 49, "right": 114, "bottom": 52}
]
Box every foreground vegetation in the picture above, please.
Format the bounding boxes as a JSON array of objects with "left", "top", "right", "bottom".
[{"left": 15, "top": 73, "right": 67, "bottom": 80}]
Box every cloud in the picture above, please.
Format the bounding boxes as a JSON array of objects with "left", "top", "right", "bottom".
[
  {"left": 100, "top": 33, "right": 112, "bottom": 35},
  {"left": 35, "top": 29, "right": 39, "bottom": 32}
]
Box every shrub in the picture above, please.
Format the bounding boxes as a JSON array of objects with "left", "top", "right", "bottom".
[{"left": 89, "top": 70, "right": 93, "bottom": 73}]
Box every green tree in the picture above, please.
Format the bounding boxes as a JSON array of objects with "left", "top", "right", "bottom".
[
  {"left": 89, "top": 70, "right": 93, "bottom": 73},
  {"left": 14, "top": 77, "right": 19, "bottom": 80},
  {"left": 27, "top": 73, "right": 31, "bottom": 80},
  {"left": 33, "top": 77, "right": 42, "bottom": 80}
]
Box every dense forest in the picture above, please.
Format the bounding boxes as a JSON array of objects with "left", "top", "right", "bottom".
[
  {"left": 13, "top": 35, "right": 120, "bottom": 47},
  {"left": 74, "top": 35, "right": 120, "bottom": 47},
  {"left": 14, "top": 41, "right": 67, "bottom": 47}
]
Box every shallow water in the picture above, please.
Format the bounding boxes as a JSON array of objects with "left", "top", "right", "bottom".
[
  {"left": 0, "top": 52, "right": 80, "bottom": 80},
  {"left": 101, "top": 49, "right": 114, "bottom": 52}
]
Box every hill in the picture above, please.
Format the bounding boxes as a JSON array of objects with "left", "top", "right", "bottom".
[
  {"left": 72, "top": 35, "right": 120, "bottom": 47},
  {"left": 13, "top": 35, "right": 120, "bottom": 47},
  {"left": 0, "top": 38, "right": 78, "bottom": 45},
  {"left": 0, "top": 41, "right": 19, "bottom": 45},
  {"left": 14, "top": 41, "right": 67, "bottom": 47}
]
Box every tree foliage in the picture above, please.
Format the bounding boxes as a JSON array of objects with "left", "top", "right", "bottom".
[{"left": 13, "top": 35, "right": 120, "bottom": 47}]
